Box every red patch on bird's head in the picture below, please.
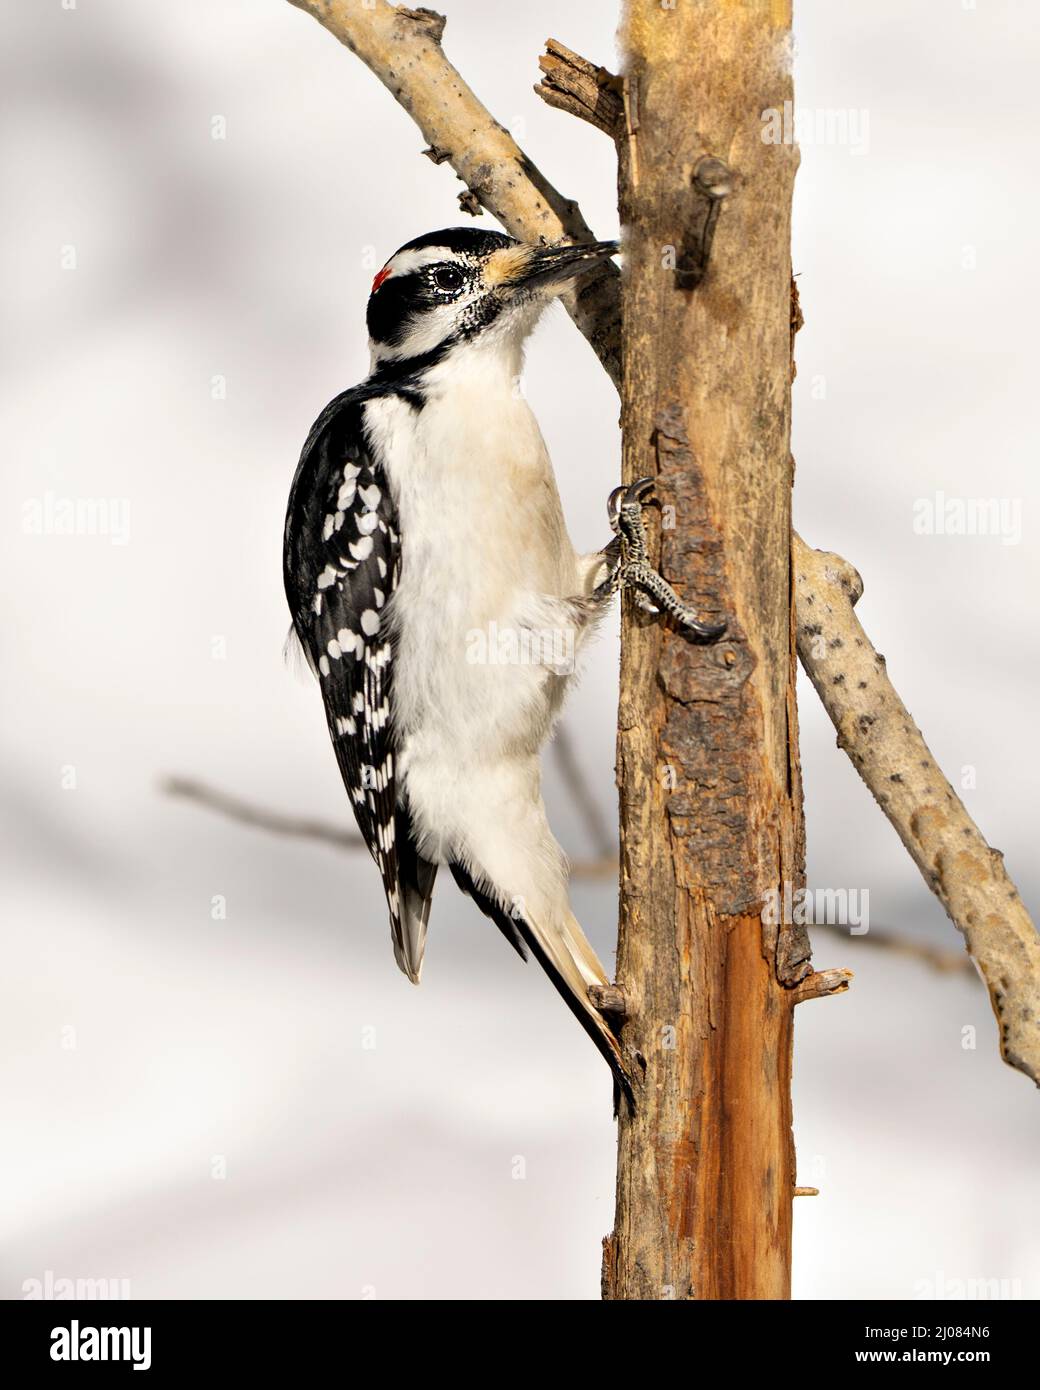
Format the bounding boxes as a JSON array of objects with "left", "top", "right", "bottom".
[{"left": 371, "top": 265, "right": 392, "bottom": 295}]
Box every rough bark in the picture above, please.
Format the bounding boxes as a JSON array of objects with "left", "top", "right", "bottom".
[{"left": 604, "top": 0, "right": 805, "bottom": 1300}]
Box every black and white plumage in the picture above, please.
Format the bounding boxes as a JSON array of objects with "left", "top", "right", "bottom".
[
  {"left": 285, "top": 227, "right": 635, "bottom": 1101},
  {"left": 284, "top": 391, "right": 428, "bottom": 979}
]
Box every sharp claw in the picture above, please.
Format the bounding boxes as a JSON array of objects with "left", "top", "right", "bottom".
[
  {"left": 600, "top": 481, "right": 728, "bottom": 645},
  {"left": 625, "top": 477, "right": 656, "bottom": 505},
  {"left": 683, "top": 617, "right": 728, "bottom": 642}
]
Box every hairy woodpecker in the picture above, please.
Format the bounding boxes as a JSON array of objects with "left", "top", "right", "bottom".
[{"left": 284, "top": 227, "right": 725, "bottom": 1104}]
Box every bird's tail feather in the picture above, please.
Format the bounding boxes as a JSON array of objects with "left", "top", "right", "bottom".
[
  {"left": 449, "top": 860, "right": 634, "bottom": 1109},
  {"left": 393, "top": 821, "right": 438, "bottom": 983},
  {"left": 393, "top": 886, "right": 431, "bottom": 984}
]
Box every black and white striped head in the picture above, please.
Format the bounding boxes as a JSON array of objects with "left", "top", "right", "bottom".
[{"left": 366, "top": 227, "right": 617, "bottom": 371}]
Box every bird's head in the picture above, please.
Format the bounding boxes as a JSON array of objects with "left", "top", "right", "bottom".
[{"left": 366, "top": 227, "right": 618, "bottom": 377}]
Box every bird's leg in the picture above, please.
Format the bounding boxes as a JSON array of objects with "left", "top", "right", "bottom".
[{"left": 594, "top": 478, "right": 727, "bottom": 642}]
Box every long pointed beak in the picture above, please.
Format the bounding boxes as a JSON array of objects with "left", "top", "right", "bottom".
[{"left": 514, "top": 239, "right": 619, "bottom": 292}]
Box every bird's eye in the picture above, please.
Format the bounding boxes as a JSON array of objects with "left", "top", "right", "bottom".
[{"left": 432, "top": 265, "right": 465, "bottom": 292}]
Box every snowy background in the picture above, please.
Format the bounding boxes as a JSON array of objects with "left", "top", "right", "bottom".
[{"left": 2, "top": 0, "right": 1037, "bottom": 1299}]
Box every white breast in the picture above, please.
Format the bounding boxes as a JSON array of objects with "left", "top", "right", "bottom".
[{"left": 362, "top": 343, "right": 580, "bottom": 847}]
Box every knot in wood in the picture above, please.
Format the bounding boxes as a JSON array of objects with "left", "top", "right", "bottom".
[{"left": 693, "top": 156, "right": 733, "bottom": 199}]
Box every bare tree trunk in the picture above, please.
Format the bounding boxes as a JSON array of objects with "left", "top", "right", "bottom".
[{"left": 605, "top": 0, "right": 807, "bottom": 1301}]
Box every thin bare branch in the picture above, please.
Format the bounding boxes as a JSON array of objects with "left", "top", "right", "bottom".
[
  {"left": 812, "top": 921, "right": 979, "bottom": 979},
  {"left": 162, "top": 776, "right": 363, "bottom": 850},
  {"left": 163, "top": 775, "right": 992, "bottom": 989},
  {"left": 161, "top": 775, "right": 617, "bottom": 880}
]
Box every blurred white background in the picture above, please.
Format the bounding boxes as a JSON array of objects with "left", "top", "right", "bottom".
[{"left": 2, "top": 0, "right": 1037, "bottom": 1300}]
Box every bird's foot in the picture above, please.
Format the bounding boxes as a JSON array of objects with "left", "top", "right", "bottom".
[{"left": 595, "top": 478, "right": 727, "bottom": 642}]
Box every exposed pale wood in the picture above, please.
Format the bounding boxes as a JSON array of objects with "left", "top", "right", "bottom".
[{"left": 604, "top": 0, "right": 803, "bottom": 1301}]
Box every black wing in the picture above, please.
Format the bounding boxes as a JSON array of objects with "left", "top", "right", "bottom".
[{"left": 283, "top": 389, "right": 434, "bottom": 980}]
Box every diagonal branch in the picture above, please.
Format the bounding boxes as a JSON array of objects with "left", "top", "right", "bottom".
[
  {"left": 283, "top": 4, "right": 1039, "bottom": 1086},
  {"left": 795, "top": 538, "right": 1040, "bottom": 1083},
  {"left": 287, "top": 0, "right": 621, "bottom": 382}
]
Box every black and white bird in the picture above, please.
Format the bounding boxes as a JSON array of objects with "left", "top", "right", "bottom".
[{"left": 283, "top": 227, "right": 724, "bottom": 1104}]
